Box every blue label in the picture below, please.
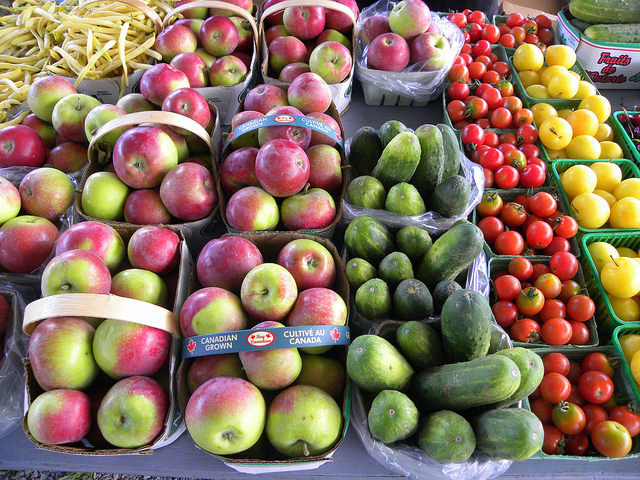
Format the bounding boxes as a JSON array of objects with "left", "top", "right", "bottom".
[{"left": 182, "top": 325, "right": 350, "bottom": 358}]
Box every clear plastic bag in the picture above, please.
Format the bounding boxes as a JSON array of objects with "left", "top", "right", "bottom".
[{"left": 355, "top": 1, "right": 465, "bottom": 103}]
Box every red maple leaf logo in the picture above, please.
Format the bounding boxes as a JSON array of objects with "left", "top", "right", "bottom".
[
  {"left": 228, "top": 133, "right": 234, "bottom": 141},
  {"left": 187, "top": 339, "right": 196, "bottom": 352},
  {"left": 330, "top": 327, "right": 340, "bottom": 342}
]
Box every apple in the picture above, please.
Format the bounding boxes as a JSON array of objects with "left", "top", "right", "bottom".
[
  {"left": 51, "top": 94, "right": 101, "bottom": 144},
  {"left": 257, "top": 106, "right": 311, "bottom": 149},
  {"left": 200, "top": 16, "right": 239, "bottom": 57},
  {"left": 225, "top": 186, "right": 279, "bottom": 231},
  {"left": 255, "top": 139, "right": 310, "bottom": 197},
  {"left": 27, "top": 75, "right": 77, "bottom": 123},
  {"left": 265, "top": 24, "right": 288, "bottom": 45},
  {"left": 113, "top": 126, "right": 179, "bottom": 189},
  {"left": 28, "top": 317, "right": 98, "bottom": 391},
  {"left": 185, "top": 376, "right": 265, "bottom": 455},
  {"left": 140, "top": 63, "right": 191, "bottom": 106},
  {"left": 208, "top": 0, "right": 253, "bottom": 16},
  {"left": 175, "top": 18, "right": 205, "bottom": 36},
  {"left": 46, "top": 142, "right": 88, "bottom": 173},
  {"left": 84, "top": 104, "right": 128, "bottom": 147},
  {"left": 171, "top": 52, "right": 209, "bottom": 88},
  {"left": 55, "top": 221, "right": 125, "bottom": 273},
  {"left": 230, "top": 110, "right": 263, "bottom": 149},
  {"left": 389, "top": 0, "right": 431, "bottom": 39},
  {"left": 0, "top": 215, "right": 58, "bottom": 274},
  {"left": 142, "top": 123, "right": 189, "bottom": 163},
  {"left": 0, "top": 294, "right": 8, "bottom": 336},
  {"left": 162, "top": 88, "right": 211, "bottom": 134},
  {"left": 230, "top": 16, "right": 253, "bottom": 52},
  {"left": 220, "top": 147, "right": 258, "bottom": 195},
  {"left": 263, "top": 0, "right": 286, "bottom": 25},
  {"left": 116, "top": 93, "right": 156, "bottom": 114},
  {"left": 194, "top": 48, "right": 217, "bottom": 68},
  {"left": 306, "top": 111, "right": 340, "bottom": 147},
  {"left": 184, "top": 155, "right": 211, "bottom": 168},
  {"left": 155, "top": 24, "right": 198, "bottom": 62},
  {"left": 128, "top": 226, "right": 180, "bottom": 274},
  {"left": 277, "top": 238, "right": 336, "bottom": 290},
  {"left": 287, "top": 72, "right": 332, "bottom": 114},
  {"left": 281, "top": 187, "right": 336, "bottom": 230},
  {"left": 240, "top": 263, "right": 298, "bottom": 322},
  {"left": 410, "top": 32, "right": 450, "bottom": 71},
  {"left": 279, "top": 62, "right": 310, "bottom": 82},
  {"left": 294, "top": 354, "right": 345, "bottom": 398},
  {"left": 174, "top": 0, "right": 207, "bottom": 19},
  {"left": 266, "top": 384, "right": 342, "bottom": 456},
  {"left": 187, "top": 354, "right": 245, "bottom": 393},
  {"left": 361, "top": 15, "right": 390, "bottom": 44},
  {"left": 97, "top": 375, "right": 167, "bottom": 448},
  {"left": 196, "top": 235, "right": 263, "bottom": 291},
  {"left": 0, "top": 176, "right": 20, "bottom": 225},
  {"left": 111, "top": 269, "right": 168, "bottom": 307},
  {"left": 317, "top": 29, "right": 351, "bottom": 49},
  {"left": 367, "top": 33, "right": 410, "bottom": 71},
  {"left": 180, "top": 287, "right": 247, "bottom": 337},
  {"left": 19, "top": 167, "right": 74, "bottom": 221},
  {"left": 159, "top": 162, "right": 216, "bottom": 221},
  {"left": 41, "top": 249, "right": 111, "bottom": 296},
  {"left": 231, "top": 51, "right": 252, "bottom": 69},
  {"left": 309, "top": 41, "right": 352, "bottom": 84},
  {"left": 22, "top": 113, "right": 57, "bottom": 148},
  {"left": 0, "top": 125, "right": 47, "bottom": 168},
  {"left": 239, "top": 320, "right": 302, "bottom": 390},
  {"left": 209, "top": 55, "right": 248, "bottom": 86},
  {"left": 283, "top": 6, "right": 326, "bottom": 40},
  {"left": 243, "top": 84, "right": 287, "bottom": 115},
  {"left": 269, "top": 36, "right": 307, "bottom": 73},
  {"left": 325, "top": 0, "right": 358, "bottom": 33},
  {"left": 27, "top": 389, "right": 91, "bottom": 445},
  {"left": 81, "top": 172, "right": 130, "bottom": 221},
  {"left": 426, "top": 21, "right": 441, "bottom": 34}
]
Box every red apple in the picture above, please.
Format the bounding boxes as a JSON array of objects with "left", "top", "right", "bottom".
[
  {"left": 208, "top": 0, "right": 253, "bottom": 16},
  {"left": 19, "top": 167, "right": 74, "bottom": 221},
  {"left": 55, "top": 221, "right": 125, "bottom": 273},
  {"left": 116, "top": 93, "right": 156, "bottom": 114},
  {"left": 325, "top": 0, "right": 358, "bottom": 33},
  {"left": 128, "top": 226, "right": 180, "bottom": 274},
  {"left": 255, "top": 139, "right": 310, "bottom": 197},
  {"left": 0, "top": 215, "right": 58, "bottom": 274},
  {"left": 155, "top": 24, "right": 198, "bottom": 62},
  {"left": 200, "top": 16, "right": 239, "bottom": 57},
  {"left": 410, "top": 32, "right": 450, "bottom": 71},
  {"left": 175, "top": 18, "right": 205, "bottom": 36},
  {"left": 269, "top": 36, "right": 307, "bottom": 73},
  {"left": 243, "top": 84, "right": 287, "bottom": 115},
  {"left": 283, "top": 6, "right": 326, "bottom": 40},
  {"left": 174, "top": 0, "right": 208, "bottom": 19},
  {"left": 187, "top": 354, "right": 245, "bottom": 393},
  {"left": 141, "top": 123, "right": 189, "bottom": 163},
  {"left": 209, "top": 55, "right": 248, "bottom": 86},
  {"left": 388, "top": 0, "right": 431, "bottom": 39},
  {"left": 194, "top": 48, "right": 217, "bottom": 69},
  {"left": 230, "top": 51, "right": 252, "bottom": 69},
  {"left": 41, "top": 249, "right": 111, "bottom": 297},
  {"left": 140, "top": 63, "right": 191, "bottom": 106},
  {"left": 309, "top": 41, "right": 352, "bottom": 84},
  {"left": 171, "top": 52, "right": 209, "bottom": 88},
  {"left": 281, "top": 187, "right": 336, "bottom": 230},
  {"left": 196, "top": 235, "right": 263, "bottom": 291},
  {"left": 230, "top": 16, "right": 253, "bottom": 52},
  {"left": 27, "top": 389, "right": 91, "bottom": 445},
  {"left": 225, "top": 186, "right": 279, "bottom": 231},
  {"left": 306, "top": 144, "right": 342, "bottom": 192},
  {"left": 317, "top": 28, "right": 351, "bottom": 48},
  {"left": 161, "top": 88, "right": 211, "bottom": 134},
  {"left": 306, "top": 111, "right": 340, "bottom": 147},
  {"left": 262, "top": 0, "right": 286, "bottom": 25},
  {"left": 46, "top": 142, "right": 88, "bottom": 173},
  {"left": 124, "top": 189, "right": 173, "bottom": 225},
  {"left": 180, "top": 287, "right": 247, "bottom": 336},
  {"left": 279, "top": 62, "right": 310, "bottom": 82},
  {"left": 51, "top": 94, "right": 102, "bottom": 144},
  {"left": 367, "top": 33, "right": 410, "bottom": 71},
  {"left": 221, "top": 147, "right": 258, "bottom": 195},
  {"left": 361, "top": 15, "right": 390, "bottom": 44},
  {"left": 22, "top": 113, "right": 57, "bottom": 149},
  {"left": 230, "top": 110, "right": 263, "bottom": 149},
  {"left": 257, "top": 105, "right": 311, "bottom": 149},
  {"left": 159, "top": 162, "right": 216, "bottom": 221},
  {"left": 27, "top": 75, "right": 77, "bottom": 123},
  {"left": 277, "top": 238, "right": 336, "bottom": 290},
  {"left": 265, "top": 24, "right": 289, "bottom": 45},
  {"left": 426, "top": 22, "right": 441, "bottom": 34},
  {"left": 0, "top": 125, "right": 47, "bottom": 168},
  {"left": 287, "top": 72, "right": 332, "bottom": 114}
]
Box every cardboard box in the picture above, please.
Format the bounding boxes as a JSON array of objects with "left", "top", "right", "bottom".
[{"left": 500, "top": 0, "right": 567, "bottom": 18}]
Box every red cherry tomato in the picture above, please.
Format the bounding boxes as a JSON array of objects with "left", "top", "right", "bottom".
[
  {"left": 500, "top": 202, "right": 527, "bottom": 227},
  {"left": 514, "top": 108, "right": 534, "bottom": 127},
  {"left": 581, "top": 404, "right": 608, "bottom": 436},
  {"left": 481, "top": 87, "right": 503, "bottom": 110},
  {"left": 530, "top": 263, "right": 550, "bottom": 283},
  {"left": 494, "top": 231, "right": 524, "bottom": 255},
  {"left": 472, "top": 39, "right": 492, "bottom": 57},
  {"left": 461, "top": 124, "right": 485, "bottom": 149},
  {"left": 448, "top": 64, "right": 470, "bottom": 83},
  {"left": 453, "top": 120, "right": 471, "bottom": 130},
  {"left": 535, "top": 273, "right": 562, "bottom": 299},
  {"left": 559, "top": 279, "right": 581, "bottom": 303},
  {"left": 581, "top": 352, "right": 614, "bottom": 378},
  {"left": 543, "top": 352, "right": 570, "bottom": 375},
  {"left": 449, "top": 12, "right": 467, "bottom": 29},
  {"left": 567, "top": 295, "right": 596, "bottom": 322},
  {"left": 528, "top": 192, "right": 557, "bottom": 217},
  {"left": 564, "top": 433, "right": 589, "bottom": 456},
  {"left": 490, "top": 107, "right": 513, "bottom": 129},
  {"left": 479, "top": 147, "right": 505, "bottom": 171},
  {"left": 447, "top": 100, "right": 467, "bottom": 122},
  {"left": 505, "top": 149, "right": 527, "bottom": 171},
  {"left": 569, "top": 320, "right": 590, "bottom": 345},
  {"left": 497, "top": 79, "right": 514, "bottom": 97},
  {"left": 567, "top": 360, "right": 583, "bottom": 384},
  {"left": 506, "top": 12, "right": 524, "bottom": 28},
  {"left": 448, "top": 81, "right": 470, "bottom": 101},
  {"left": 544, "top": 237, "right": 571, "bottom": 256},
  {"left": 469, "top": 10, "right": 486, "bottom": 24},
  {"left": 552, "top": 401, "right": 586, "bottom": 435},
  {"left": 538, "top": 27, "right": 555, "bottom": 45},
  {"left": 476, "top": 117, "right": 492, "bottom": 129},
  {"left": 519, "top": 164, "right": 546, "bottom": 188},
  {"left": 517, "top": 124, "right": 539, "bottom": 144},
  {"left": 512, "top": 25, "right": 526, "bottom": 42},
  {"left": 542, "top": 317, "right": 573, "bottom": 345},
  {"left": 475, "top": 55, "right": 492, "bottom": 67},
  {"left": 536, "top": 14, "right": 553, "bottom": 29},
  {"left": 500, "top": 132, "right": 517, "bottom": 145},
  {"left": 518, "top": 142, "right": 540, "bottom": 158},
  {"left": 483, "top": 131, "right": 500, "bottom": 148},
  {"left": 484, "top": 168, "right": 494, "bottom": 188},
  {"left": 481, "top": 70, "right": 502, "bottom": 84},
  {"left": 460, "top": 43, "right": 473, "bottom": 56},
  {"left": 468, "top": 23, "right": 483, "bottom": 42},
  {"left": 516, "top": 286, "right": 545, "bottom": 316},
  {"left": 508, "top": 256, "right": 533, "bottom": 281},
  {"left": 526, "top": 221, "right": 554, "bottom": 249},
  {"left": 609, "top": 407, "right": 640, "bottom": 437},
  {"left": 531, "top": 398, "right": 554, "bottom": 425},
  {"left": 468, "top": 61, "right": 487, "bottom": 81},
  {"left": 540, "top": 299, "right": 567, "bottom": 323},
  {"left": 525, "top": 33, "right": 540, "bottom": 44},
  {"left": 478, "top": 216, "right": 505, "bottom": 243},
  {"left": 554, "top": 216, "right": 578, "bottom": 239},
  {"left": 540, "top": 372, "right": 571, "bottom": 404},
  {"left": 492, "top": 300, "right": 519, "bottom": 328},
  {"left": 549, "top": 251, "right": 579, "bottom": 280},
  {"left": 495, "top": 274, "right": 522, "bottom": 301},
  {"left": 578, "top": 371, "right": 614, "bottom": 404},
  {"left": 542, "top": 425, "right": 564, "bottom": 455},
  {"left": 568, "top": 383, "right": 586, "bottom": 406},
  {"left": 499, "top": 33, "right": 516, "bottom": 48},
  {"left": 591, "top": 421, "right": 633, "bottom": 458},
  {"left": 498, "top": 143, "right": 517, "bottom": 156},
  {"left": 503, "top": 95, "right": 523, "bottom": 115},
  {"left": 510, "top": 317, "right": 541, "bottom": 343},
  {"left": 494, "top": 165, "right": 520, "bottom": 189},
  {"left": 513, "top": 194, "right": 530, "bottom": 211}
]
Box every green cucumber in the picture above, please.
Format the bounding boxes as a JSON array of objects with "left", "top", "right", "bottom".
[
  {"left": 584, "top": 23, "right": 640, "bottom": 43},
  {"left": 379, "top": 252, "right": 414, "bottom": 289},
  {"left": 368, "top": 390, "right": 419, "bottom": 444},
  {"left": 474, "top": 408, "right": 544, "bottom": 461},
  {"left": 371, "top": 132, "right": 421, "bottom": 189},
  {"left": 393, "top": 279, "right": 434, "bottom": 321},
  {"left": 395, "top": 320, "right": 442, "bottom": 368},
  {"left": 348, "top": 126, "right": 382, "bottom": 176},
  {"left": 347, "top": 176, "right": 386, "bottom": 210},
  {"left": 355, "top": 278, "right": 392, "bottom": 320},
  {"left": 396, "top": 226, "right": 432, "bottom": 262},
  {"left": 345, "top": 258, "right": 377, "bottom": 290},
  {"left": 418, "top": 410, "right": 475, "bottom": 464},
  {"left": 385, "top": 182, "right": 426, "bottom": 216},
  {"left": 492, "top": 348, "right": 544, "bottom": 408},
  {"left": 413, "top": 124, "right": 444, "bottom": 196},
  {"left": 433, "top": 280, "right": 462, "bottom": 314},
  {"left": 344, "top": 216, "right": 394, "bottom": 265},
  {"left": 437, "top": 124, "right": 461, "bottom": 180},
  {"left": 569, "top": 0, "right": 640, "bottom": 24},
  {"left": 430, "top": 175, "right": 471, "bottom": 218},
  {"left": 379, "top": 120, "right": 409, "bottom": 147}
]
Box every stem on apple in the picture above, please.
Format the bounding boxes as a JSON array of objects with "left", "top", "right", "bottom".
[
  {"left": 256, "top": 289, "right": 269, "bottom": 295},
  {"left": 611, "top": 255, "right": 619, "bottom": 267},
  {"left": 302, "top": 441, "right": 309, "bottom": 457}
]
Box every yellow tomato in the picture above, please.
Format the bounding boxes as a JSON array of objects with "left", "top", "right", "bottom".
[
  {"left": 546, "top": 148, "right": 567, "bottom": 160},
  {"left": 568, "top": 71, "right": 581, "bottom": 81},
  {"left": 618, "top": 247, "right": 637, "bottom": 258},
  {"left": 610, "top": 197, "right": 640, "bottom": 229},
  {"left": 562, "top": 164, "right": 598, "bottom": 198},
  {"left": 545, "top": 45, "right": 577, "bottom": 69},
  {"left": 526, "top": 84, "right": 550, "bottom": 99},
  {"left": 614, "top": 178, "right": 640, "bottom": 201},
  {"left": 539, "top": 117, "right": 573, "bottom": 150},
  {"left": 601, "top": 256, "right": 640, "bottom": 298},
  {"left": 594, "top": 189, "right": 617, "bottom": 207},
  {"left": 518, "top": 70, "right": 540, "bottom": 88},
  {"left": 595, "top": 123, "right": 614, "bottom": 142},
  {"left": 631, "top": 350, "right": 640, "bottom": 385},
  {"left": 531, "top": 102, "right": 558, "bottom": 126},
  {"left": 609, "top": 295, "right": 640, "bottom": 322},
  {"left": 571, "top": 192, "right": 610, "bottom": 228},
  {"left": 557, "top": 108, "right": 573, "bottom": 119},
  {"left": 600, "top": 141, "right": 624, "bottom": 159},
  {"left": 514, "top": 43, "right": 545, "bottom": 71},
  {"left": 588, "top": 241, "right": 619, "bottom": 274},
  {"left": 579, "top": 95, "right": 612, "bottom": 122},
  {"left": 574, "top": 80, "right": 597, "bottom": 99},
  {"left": 620, "top": 334, "right": 640, "bottom": 364},
  {"left": 541, "top": 65, "right": 568, "bottom": 86},
  {"left": 590, "top": 162, "right": 622, "bottom": 192},
  {"left": 548, "top": 72, "right": 580, "bottom": 99},
  {"left": 566, "top": 135, "right": 602, "bottom": 160},
  {"left": 566, "top": 109, "right": 599, "bottom": 137}
]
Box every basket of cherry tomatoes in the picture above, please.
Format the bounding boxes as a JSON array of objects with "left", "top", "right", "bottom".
[{"left": 492, "top": 12, "right": 555, "bottom": 53}]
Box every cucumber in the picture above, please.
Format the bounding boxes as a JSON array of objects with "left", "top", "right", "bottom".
[
  {"left": 348, "top": 126, "right": 382, "bottom": 176},
  {"left": 371, "top": 132, "right": 421, "bottom": 189},
  {"left": 379, "top": 120, "right": 409, "bottom": 147},
  {"left": 344, "top": 216, "right": 395, "bottom": 265},
  {"left": 584, "top": 23, "right": 640, "bottom": 43},
  {"left": 474, "top": 408, "right": 544, "bottom": 461},
  {"left": 430, "top": 175, "right": 471, "bottom": 218},
  {"left": 569, "top": 0, "right": 640, "bottom": 24},
  {"left": 355, "top": 278, "right": 392, "bottom": 320},
  {"left": 396, "top": 320, "right": 442, "bottom": 368},
  {"left": 385, "top": 183, "right": 426, "bottom": 216},
  {"left": 437, "top": 124, "right": 461, "bottom": 180},
  {"left": 393, "top": 279, "right": 434, "bottom": 321},
  {"left": 347, "top": 176, "right": 386, "bottom": 210},
  {"left": 413, "top": 124, "right": 444, "bottom": 197},
  {"left": 396, "top": 226, "right": 432, "bottom": 262},
  {"left": 433, "top": 279, "right": 462, "bottom": 314},
  {"left": 492, "top": 348, "right": 544, "bottom": 408},
  {"left": 345, "top": 258, "right": 377, "bottom": 290},
  {"left": 418, "top": 410, "right": 475, "bottom": 464},
  {"left": 410, "top": 355, "right": 521, "bottom": 412},
  {"left": 379, "top": 252, "right": 414, "bottom": 289},
  {"left": 368, "top": 390, "right": 419, "bottom": 444}
]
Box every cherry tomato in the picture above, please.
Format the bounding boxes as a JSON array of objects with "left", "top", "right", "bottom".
[
  {"left": 490, "top": 107, "right": 513, "bottom": 129},
  {"left": 481, "top": 70, "right": 502, "bottom": 84},
  {"left": 567, "top": 295, "right": 595, "bottom": 322},
  {"left": 543, "top": 352, "right": 570, "bottom": 375},
  {"left": 552, "top": 401, "right": 586, "bottom": 435},
  {"left": 506, "top": 12, "right": 524, "bottom": 28},
  {"left": 459, "top": 52, "right": 473, "bottom": 65},
  {"left": 531, "top": 398, "right": 554, "bottom": 424},
  {"left": 496, "top": 80, "right": 514, "bottom": 98},
  {"left": 540, "top": 372, "right": 572, "bottom": 404},
  {"left": 498, "top": 203, "right": 525, "bottom": 227},
  {"left": 503, "top": 95, "right": 523, "bottom": 115},
  {"left": 549, "top": 251, "right": 579, "bottom": 281},
  {"left": 469, "top": 10, "right": 485, "bottom": 24},
  {"left": 542, "top": 317, "right": 573, "bottom": 345},
  {"left": 478, "top": 216, "right": 504, "bottom": 243},
  {"left": 453, "top": 120, "right": 471, "bottom": 130},
  {"left": 517, "top": 124, "right": 539, "bottom": 144},
  {"left": 540, "top": 299, "right": 567, "bottom": 323},
  {"left": 554, "top": 216, "right": 578, "bottom": 239},
  {"left": 609, "top": 407, "right": 640, "bottom": 437},
  {"left": 535, "top": 273, "right": 562, "bottom": 299},
  {"left": 481, "top": 23, "right": 501, "bottom": 43},
  {"left": 536, "top": 14, "right": 553, "bottom": 29},
  {"left": 525, "top": 33, "right": 540, "bottom": 44},
  {"left": 484, "top": 167, "right": 494, "bottom": 188},
  {"left": 449, "top": 12, "right": 467, "bottom": 29},
  {"left": 460, "top": 43, "right": 473, "bottom": 56},
  {"left": 567, "top": 360, "right": 583, "bottom": 384},
  {"left": 483, "top": 131, "right": 500, "bottom": 148},
  {"left": 527, "top": 221, "right": 554, "bottom": 249},
  {"left": 448, "top": 64, "right": 470, "bottom": 83},
  {"left": 472, "top": 39, "right": 492, "bottom": 57},
  {"left": 519, "top": 164, "right": 545, "bottom": 188},
  {"left": 514, "top": 109, "right": 534, "bottom": 127},
  {"left": 499, "top": 33, "right": 516, "bottom": 48},
  {"left": 581, "top": 352, "right": 614, "bottom": 378},
  {"left": 461, "top": 124, "right": 485, "bottom": 150},
  {"left": 467, "top": 97, "right": 489, "bottom": 119},
  {"left": 559, "top": 279, "right": 581, "bottom": 303},
  {"left": 494, "top": 274, "right": 521, "bottom": 301},
  {"left": 530, "top": 263, "right": 550, "bottom": 283},
  {"left": 505, "top": 149, "right": 527, "bottom": 171},
  {"left": 447, "top": 100, "right": 467, "bottom": 122},
  {"left": 518, "top": 143, "right": 540, "bottom": 158},
  {"left": 494, "top": 165, "right": 520, "bottom": 189},
  {"left": 508, "top": 256, "right": 533, "bottom": 281},
  {"left": 479, "top": 147, "right": 505, "bottom": 171},
  {"left": 522, "top": 19, "right": 538, "bottom": 35},
  {"left": 500, "top": 132, "right": 517, "bottom": 145},
  {"left": 542, "top": 425, "right": 564, "bottom": 455},
  {"left": 512, "top": 25, "right": 526, "bottom": 42},
  {"left": 492, "top": 300, "right": 518, "bottom": 328},
  {"left": 513, "top": 194, "right": 530, "bottom": 211},
  {"left": 448, "top": 82, "right": 470, "bottom": 101},
  {"left": 527, "top": 193, "right": 555, "bottom": 219},
  {"left": 481, "top": 87, "right": 503, "bottom": 110},
  {"left": 498, "top": 23, "right": 511, "bottom": 35},
  {"left": 569, "top": 321, "right": 590, "bottom": 345},
  {"left": 517, "top": 286, "right": 545, "bottom": 316},
  {"left": 510, "top": 317, "right": 541, "bottom": 343},
  {"left": 591, "top": 421, "right": 633, "bottom": 458},
  {"left": 468, "top": 23, "right": 483, "bottom": 42},
  {"left": 567, "top": 384, "right": 586, "bottom": 406},
  {"left": 475, "top": 83, "right": 491, "bottom": 98},
  {"left": 583, "top": 404, "right": 609, "bottom": 435},
  {"left": 579, "top": 371, "right": 614, "bottom": 404},
  {"left": 498, "top": 143, "right": 517, "bottom": 156},
  {"left": 462, "top": 31, "right": 471, "bottom": 43},
  {"left": 564, "top": 433, "right": 589, "bottom": 456},
  {"left": 453, "top": 55, "right": 466, "bottom": 66},
  {"left": 495, "top": 231, "right": 524, "bottom": 255},
  {"left": 489, "top": 52, "right": 500, "bottom": 64},
  {"left": 475, "top": 55, "right": 492, "bottom": 67},
  {"left": 538, "top": 28, "right": 554, "bottom": 45},
  {"left": 476, "top": 191, "right": 503, "bottom": 217},
  {"left": 544, "top": 237, "right": 571, "bottom": 256},
  {"left": 468, "top": 61, "right": 487, "bottom": 81},
  {"left": 476, "top": 117, "right": 493, "bottom": 129}
]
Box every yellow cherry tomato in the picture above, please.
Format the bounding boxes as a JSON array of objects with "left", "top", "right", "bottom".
[
  {"left": 594, "top": 189, "right": 617, "bottom": 207},
  {"left": 579, "top": 95, "right": 612, "bottom": 122},
  {"left": 557, "top": 108, "right": 573, "bottom": 119},
  {"left": 526, "top": 84, "right": 550, "bottom": 99},
  {"left": 571, "top": 192, "right": 610, "bottom": 229},
  {"left": 588, "top": 241, "right": 619, "bottom": 274},
  {"left": 548, "top": 72, "right": 580, "bottom": 99},
  {"left": 608, "top": 295, "right": 640, "bottom": 322},
  {"left": 601, "top": 257, "right": 640, "bottom": 298},
  {"left": 575, "top": 80, "right": 598, "bottom": 99},
  {"left": 590, "top": 162, "right": 622, "bottom": 192},
  {"left": 595, "top": 123, "right": 614, "bottom": 142},
  {"left": 567, "top": 109, "right": 599, "bottom": 137},
  {"left": 621, "top": 334, "right": 640, "bottom": 364},
  {"left": 568, "top": 71, "right": 581, "bottom": 81},
  {"left": 618, "top": 247, "right": 637, "bottom": 258},
  {"left": 546, "top": 148, "right": 567, "bottom": 160},
  {"left": 614, "top": 178, "right": 640, "bottom": 201},
  {"left": 531, "top": 102, "right": 558, "bottom": 126},
  {"left": 541, "top": 65, "right": 568, "bottom": 86},
  {"left": 600, "top": 141, "right": 624, "bottom": 159},
  {"left": 514, "top": 43, "right": 545, "bottom": 72},
  {"left": 518, "top": 70, "right": 540, "bottom": 88},
  {"left": 539, "top": 117, "right": 573, "bottom": 150},
  {"left": 631, "top": 350, "right": 640, "bottom": 385},
  {"left": 545, "top": 45, "right": 577, "bottom": 69},
  {"left": 610, "top": 197, "right": 640, "bottom": 229},
  {"left": 566, "top": 135, "right": 601, "bottom": 160},
  {"left": 562, "top": 164, "right": 598, "bottom": 198}
]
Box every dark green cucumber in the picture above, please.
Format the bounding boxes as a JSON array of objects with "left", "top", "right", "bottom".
[
  {"left": 584, "top": 23, "right": 640, "bottom": 42},
  {"left": 385, "top": 182, "right": 426, "bottom": 216},
  {"left": 379, "top": 120, "right": 409, "bottom": 147},
  {"left": 430, "top": 175, "right": 471, "bottom": 218},
  {"left": 395, "top": 320, "right": 442, "bottom": 368},
  {"left": 396, "top": 225, "right": 432, "bottom": 262},
  {"left": 379, "top": 252, "right": 414, "bottom": 289},
  {"left": 437, "top": 124, "right": 461, "bottom": 180},
  {"left": 344, "top": 216, "right": 394, "bottom": 264},
  {"left": 492, "top": 348, "right": 544, "bottom": 408},
  {"left": 474, "top": 408, "right": 544, "bottom": 461},
  {"left": 393, "top": 279, "right": 434, "bottom": 321},
  {"left": 412, "top": 124, "right": 444, "bottom": 197},
  {"left": 355, "top": 278, "right": 392, "bottom": 320},
  {"left": 432, "top": 280, "right": 462, "bottom": 314},
  {"left": 347, "top": 176, "right": 386, "bottom": 210},
  {"left": 345, "top": 258, "right": 377, "bottom": 290},
  {"left": 347, "top": 126, "right": 382, "bottom": 176},
  {"left": 372, "top": 132, "right": 421, "bottom": 189},
  {"left": 569, "top": 0, "right": 640, "bottom": 24},
  {"left": 418, "top": 410, "right": 475, "bottom": 464}
]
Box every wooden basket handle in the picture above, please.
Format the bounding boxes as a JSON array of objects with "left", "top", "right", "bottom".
[
  {"left": 79, "top": 0, "right": 163, "bottom": 33},
  {"left": 23, "top": 293, "right": 181, "bottom": 338},
  {"left": 260, "top": 0, "right": 357, "bottom": 36}
]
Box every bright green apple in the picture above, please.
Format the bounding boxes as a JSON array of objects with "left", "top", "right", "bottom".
[{"left": 81, "top": 171, "right": 129, "bottom": 220}]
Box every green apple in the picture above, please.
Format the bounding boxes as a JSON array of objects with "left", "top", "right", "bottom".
[
  {"left": 294, "top": 354, "right": 345, "bottom": 399},
  {"left": 240, "top": 263, "right": 298, "bottom": 322},
  {"left": 0, "top": 176, "right": 20, "bottom": 225},
  {"left": 81, "top": 171, "right": 129, "bottom": 220},
  {"left": 84, "top": 104, "right": 128, "bottom": 147},
  {"left": 41, "top": 249, "right": 112, "bottom": 297},
  {"left": 110, "top": 268, "right": 168, "bottom": 308}
]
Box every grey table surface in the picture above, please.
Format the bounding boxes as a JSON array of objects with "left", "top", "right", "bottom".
[{"left": 1, "top": 84, "right": 640, "bottom": 480}]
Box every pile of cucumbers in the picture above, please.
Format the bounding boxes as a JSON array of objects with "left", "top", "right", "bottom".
[
  {"left": 568, "top": 0, "right": 640, "bottom": 43},
  {"left": 346, "top": 121, "right": 472, "bottom": 218}
]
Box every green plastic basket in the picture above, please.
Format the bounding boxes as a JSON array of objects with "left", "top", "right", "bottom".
[
  {"left": 550, "top": 159, "right": 640, "bottom": 236},
  {"left": 612, "top": 111, "right": 640, "bottom": 165},
  {"left": 530, "top": 345, "right": 640, "bottom": 460},
  {"left": 612, "top": 324, "right": 640, "bottom": 410},
  {"left": 581, "top": 231, "right": 640, "bottom": 340},
  {"left": 488, "top": 256, "right": 599, "bottom": 347}
]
